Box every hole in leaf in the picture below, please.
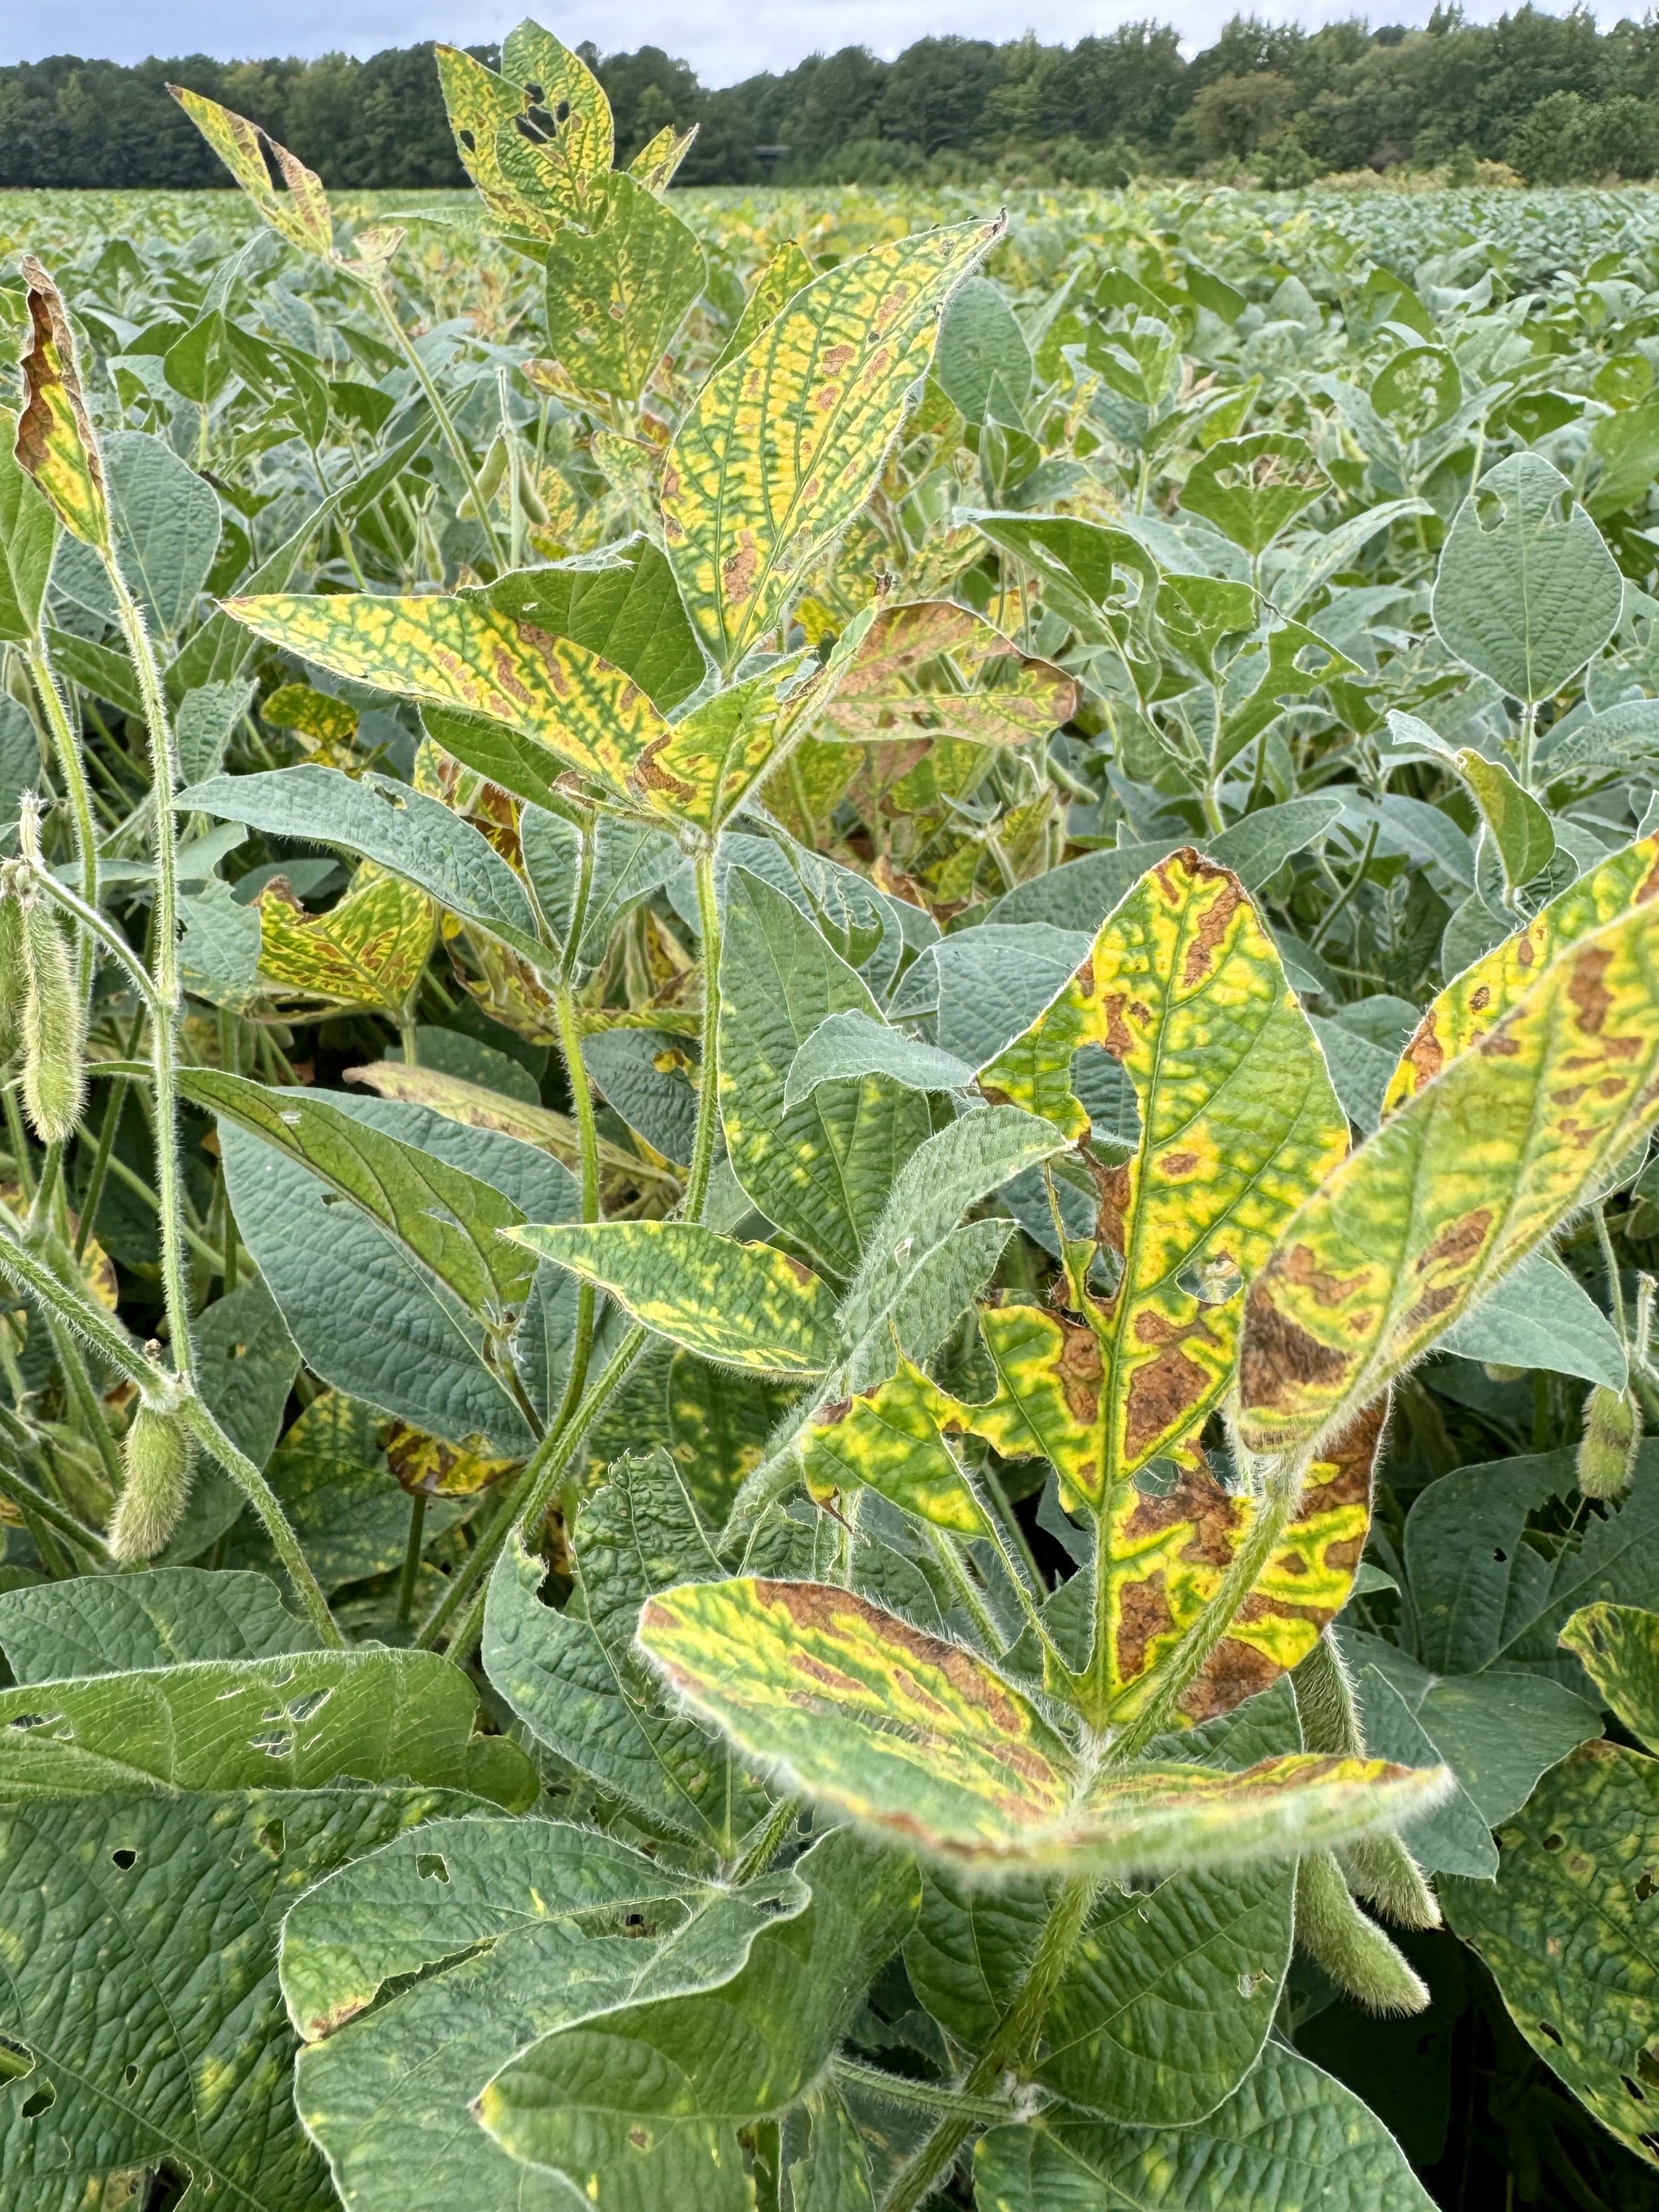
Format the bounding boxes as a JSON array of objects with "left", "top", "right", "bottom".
[
  {"left": 1626, "top": 2076, "right": 1646, "bottom": 2102},
  {"left": 285, "top": 1690, "right": 329, "bottom": 1723},
  {"left": 1539, "top": 2021, "right": 1563, "bottom": 2045},
  {"left": 554, "top": 97, "right": 570, "bottom": 123},
  {"left": 21, "top": 2084, "right": 53, "bottom": 2118},
  {"left": 257, "top": 1819, "right": 285, "bottom": 1860},
  {"left": 1492, "top": 1548, "right": 1507, "bottom": 1562},
  {"left": 1639, "top": 2046, "right": 1659, "bottom": 2085},
  {"left": 124, "top": 2064, "right": 139, "bottom": 2085},
  {"left": 415, "top": 1853, "right": 450, "bottom": 1883},
  {"left": 7, "top": 1714, "right": 50, "bottom": 1732},
  {"left": 111, "top": 1848, "right": 137, "bottom": 1871},
  {"left": 1635, "top": 1869, "right": 1654, "bottom": 1901},
  {"left": 459, "top": 128, "right": 475, "bottom": 151},
  {"left": 1543, "top": 1832, "right": 1565, "bottom": 1851}
]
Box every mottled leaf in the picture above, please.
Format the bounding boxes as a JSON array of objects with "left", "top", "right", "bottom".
[
  {"left": 637, "top": 1578, "right": 1446, "bottom": 1875},
  {"left": 819, "top": 599, "right": 1078, "bottom": 748},
  {"left": 14, "top": 258, "right": 109, "bottom": 552},
  {"left": 256, "top": 867, "right": 436, "bottom": 1012},
  {"left": 1559, "top": 1601, "right": 1659, "bottom": 1754},
  {"left": 168, "top": 85, "right": 334, "bottom": 255},
  {"left": 1239, "top": 900, "right": 1659, "bottom": 1454},
  {"left": 661, "top": 219, "right": 1003, "bottom": 668},
  {"left": 543, "top": 173, "right": 705, "bottom": 402}
]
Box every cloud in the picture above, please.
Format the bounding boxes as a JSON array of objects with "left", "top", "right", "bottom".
[{"left": 5, "top": 0, "right": 1631, "bottom": 87}]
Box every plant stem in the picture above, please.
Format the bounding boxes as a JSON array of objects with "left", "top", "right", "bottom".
[
  {"left": 76, "top": 1078, "right": 127, "bottom": 1262},
  {"left": 0, "top": 1454, "right": 113, "bottom": 1563},
  {"left": 105, "top": 562, "right": 193, "bottom": 1383},
  {"left": 879, "top": 1872, "right": 1099, "bottom": 2212},
  {"left": 831, "top": 2055, "right": 1026, "bottom": 2127},
  {"left": 176, "top": 1393, "right": 343, "bottom": 1645},
  {"left": 41, "top": 1307, "right": 122, "bottom": 1490},
  {"left": 368, "top": 281, "right": 506, "bottom": 572},
  {"left": 1594, "top": 1201, "right": 1628, "bottom": 1347},
  {"left": 685, "top": 840, "right": 723, "bottom": 1224},
  {"left": 26, "top": 644, "right": 97, "bottom": 912},
  {"left": 397, "top": 1492, "right": 426, "bottom": 1625}
]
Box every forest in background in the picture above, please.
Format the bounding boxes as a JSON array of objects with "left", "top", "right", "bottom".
[{"left": 2, "top": 5, "right": 1658, "bottom": 192}]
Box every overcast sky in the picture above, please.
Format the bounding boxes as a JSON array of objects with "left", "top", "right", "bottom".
[{"left": 2, "top": 0, "right": 1628, "bottom": 86}]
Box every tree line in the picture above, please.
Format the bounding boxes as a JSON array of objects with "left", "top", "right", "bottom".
[{"left": 1, "top": 7, "right": 1655, "bottom": 191}]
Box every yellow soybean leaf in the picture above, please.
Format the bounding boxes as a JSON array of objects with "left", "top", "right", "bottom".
[
  {"left": 436, "top": 26, "right": 612, "bottom": 234},
  {"left": 661, "top": 218, "right": 1003, "bottom": 669},
  {"left": 637, "top": 1578, "right": 1448, "bottom": 1875},
  {"left": 978, "top": 848, "right": 1347, "bottom": 1491},
  {"left": 968, "top": 1303, "right": 1383, "bottom": 1720},
  {"left": 505, "top": 1220, "right": 842, "bottom": 1374},
  {"left": 384, "top": 1421, "right": 519, "bottom": 1499},
  {"left": 796, "top": 1359, "right": 989, "bottom": 1536},
  {"left": 628, "top": 122, "right": 699, "bottom": 195},
  {"left": 262, "top": 683, "right": 359, "bottom": 749},
  {"left": 224, "top": 593, "right": 671, "bottom": 815},
  {"left": 709, "top": 239, "right": 817, "bottom": 377},
  {"left": 819, "top": 599, "right": 1079, "bottom": 748},
  {"left": 257, "top": 870, "right": 436, "bottom": 1012},
  {"left": 14, "top": 259, "right": 110, "bottom": 554},
  {"left": 1385, "top": 831, "right": 1659, "bottom": 1112},
  {"left": 167, "top": 87, "right": 334, "bottom": 260},
  {"left": 1239, "top": 898, "right": 1659, "bottom": 1456}
]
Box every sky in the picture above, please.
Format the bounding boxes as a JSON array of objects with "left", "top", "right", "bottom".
[{"left": 0, "top": 0, "right": 1629, "bottom": 85}]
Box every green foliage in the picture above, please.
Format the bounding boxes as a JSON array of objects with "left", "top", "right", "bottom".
[{"left": 5, "top": 47, "right": 1659, "bottom": 2211}]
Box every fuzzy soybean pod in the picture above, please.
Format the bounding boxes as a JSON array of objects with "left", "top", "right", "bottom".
[
  {"left": 1578, "top": 1383, "right": 1640, "bottom": 1500},
  {"left": 20, "top": 892, "right": 85, "bottom": 1143},
  {"left": 107, "top": 1404, "right": 195, "bottom": 1563},
  {"left": 1295, "top": 1849, "right": 1431, "bottom": 2016},
  {"left": 0, "top": 890, "right": 26, "bottom": 1068}
]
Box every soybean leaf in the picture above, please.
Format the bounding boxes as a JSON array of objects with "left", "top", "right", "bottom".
[
  {"left": 168, "top": 84, "right": 335, "bottom": 255},
  {"left": 14, "top": 257, "right": 110, "bottom": 552},
  {"left": 584, "top": 1028, "right": 701, "bottom": 1164},
  {"left": 1558, "top": 1601, "right": 1659, "bottom": 1753},
  {"left": 185, "top": 1069, "right": 534, "bottom": 1322},
  {"left": 972, "top": 2042, "right": 1434, "bottom": 2211},
  {"left": 637, "top": 1578, "right": 1446, "bottom": 1876},
  {"left": 1207, "top": 794, "right": 1345, "bottom": 887},
  {"left": 711, "top": 239, "right": 816, "bottom": 377},
  {"left": 0, "top": 406, "right": 58, "bottom": 644},
  {"left": 284, "top": 1819, "right": 810, "bottom": 2212},
  {"left": 1451, "top": 749, "right": 1555, "bottom": 894},
  {"left": 720, "top": 867, "right": 931, "bottom": 1276},
  {"left": 1440, "top": 1247, "right": 1626, "bottom": 1391},
  {"left": 474, "top": 1828, "right": 919, "bottom": 2206},
  {"left": 980, "top": 848, "right": 1347, "bottom": 1498},
  {"left": 1443, "top": 1740, "right": 1659, "bottom": 2170},
  {"left": 908, "top": 1856, "right": 1293, "bottom": 2126},
  {"left": 481, "top": 1452, "right": 773, "bottom": 1852},
  {"left": 105, "top": 430, "right": 220, "bottom": 638},
  {"left": 1239, "top": 901, "right": 1659, "bottom": 1455},
  {"left": 507, "top": 1220, "right": 841, "bottom": 1373},
  {"left": 1179, "top": 432, "right": 1330, "bottom": 555},
  {"left": 1431, "top": 453, "right": 1621, "bottom": 703},
  {"left": 182, "top": 768, "right": 544, "bottom": 959},
  {"left": 0, "top": 1567, "right": 318, "bottom": 1680},
  {"left": 0, "top": 1647, "right": 535, "bottom": 1805},
  {"left": 256, "top": 867, "right": 436, "bottom": 1012},
  {"left": 989, "top": 840, "right": 1178, "bottom": 932},
  {"left": 936, "top": 276, "right": 1033, "bottom": 424},
  {"left": 0, "top": 1787, "right": 468, "bottom": 2212},
  {"left": 661, "top": 219, "right": 1003, "bottom": 668},
  {"left": 904, "top": 923, "right": 1092, "bottom": 1066},
  {"left": 543, "top": 173, "right": 706, "bottom": 403},
  {"left": 479, "top": 536, "right": 706, "bottom": 711},
  {"left": 819, "top": 600, "right": 1078, "bottom": 748},
  {"left": 1385, "top": 831, "right": 1659, "bottom": 1111},
  {"left": 796, "top": 1358, "right": 989, "bottom": 1535},
  {"left": 784, "top": 1010, "right": 974, "bottom": 1108}
]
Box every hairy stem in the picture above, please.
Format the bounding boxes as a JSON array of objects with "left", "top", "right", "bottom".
[
  {"left": 879, "top": 1872, "right": 1099, "bottom": 2212},
  {"left": 105, "top": 563, "right": 193, "bottom": 1382},
  {"left": 176, "top": 1394, "right": 343, "bottom": 1645},
  {"left": 368, "top": 281, "right": 506, "bottom": 572},
  {"left": 26, "top": 643, "right": 97, "bottom": 915}
]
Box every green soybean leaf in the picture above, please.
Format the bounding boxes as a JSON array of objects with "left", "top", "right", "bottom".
[
  {"left": 1440, "top": 1247, "right": 1627, "bottom": 1391},
  {"left": 1239, "top": 901, "right": 1659, "bottom": 1455},
  {"left": 909, "top": 1858, "right": 1293, "bottom": 2126},
  {"left": 1207, "top": 795, "right": 1345, "bottom": 887},
  {"left": 506, "top": 1219, "right": 840, "bottom": 1373},
  {"left": 474, "top": 1828, "right": 919, "bottom": 2208},
  {"left": 543, "top": 173, "right": 707, "bottom": 403},
  {"left": 0, "top": 1647, "right": 535, "bottom": 1805},
  {"left": 0, "top": 1567, "right": 318, "bottom": 1680},
  {"left": 972, "top": 2042, "right": 1433, "bottom": 2211},
  {"left": 936, "top": 277, "right": 1033, "bottom": 426},
  {"left": 721, "top": 867, "right": 932, "bottom": 1277},
  {"left": 1444, "top": 1740, "right": 1659, "bottom": 2170},
  {"left": 637, "top": 1578, "right": 1447, "bottom": 1875},
  {"left": 1432, "top": 453, "right": 1621, "bottom": 703},
  {"left": 180, "top": 766, "right": 544, "bottom": 960},
  {"left": 185, "top": 1069, "right": 535, "bottom": 1323},
  {"left": 661, "top": 218, "right": 1003, "bottom": 668},
  {"left": 284, "top": 1818, "right": 810, "bottom": 2212},
  {"left": 1179, "top": 432, "right": 1330, "bottom": 555},
  {"left": 1451, "top": 749, "right": 1555, "bottom": 894},
  {"left": 784, "top": 1009, "right": 975, "bottom": 1107},
  {"left": 105, "top": 430, "right": 221, "bottom": 639},
  {"left": 481, "top": 1452, "right": 774, "bottom": 1852},
  {"left": 0, "top": 1786, "right": 467, "bottom": 2212},
  {"left": 1558, "top": 1601, "right": 1659, "bottom": 1753},
  {"left": 478, "top": 536, "right": 707, "bottom": 711}
]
